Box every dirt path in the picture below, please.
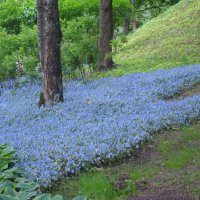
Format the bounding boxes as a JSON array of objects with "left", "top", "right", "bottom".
[{"left": 125, "top": 127, "right": 200, "bottom": 200}]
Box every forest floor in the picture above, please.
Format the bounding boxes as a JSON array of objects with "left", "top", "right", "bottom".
[{"left": 50, "top": 83, "right": 200, "bottom": 200}]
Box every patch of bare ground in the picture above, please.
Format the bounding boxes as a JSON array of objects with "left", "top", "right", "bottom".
[
  {"left": 128, "top": 167, "right": 199, "bottom": 200},
  {"left": 164, "top": 82, "right": 200, "bottom": 101},
  {"left": 177, "top": 83, "right": 200, "bottom": 99},
  {"left": 127, "top": 187, "right": 190, "bottom": 200}
]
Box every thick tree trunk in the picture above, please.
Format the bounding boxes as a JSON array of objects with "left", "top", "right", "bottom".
[
  {"left": 98, "top": 0, "right": 113, "bottom": 71},
  {"left": 37, "top": 0, "right": 63, "bottom": 106}
]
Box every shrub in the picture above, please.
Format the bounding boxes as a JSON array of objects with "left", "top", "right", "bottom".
[
  {"left": 0, "top": 0, "right": 22, "bottom": 34},
  {"left": 61, "top": 15, "right": 99, "bottom": 78},
  {"left": 0, "top": 26, "right": 39, "bottom": 82}
]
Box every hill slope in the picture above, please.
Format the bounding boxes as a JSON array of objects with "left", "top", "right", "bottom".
[{"left": 107, "top": 0, "right": 200, "bottom": 77}]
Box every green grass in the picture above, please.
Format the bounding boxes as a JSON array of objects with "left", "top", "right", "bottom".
[
  {"left": 130, "top": 166, "right": 158, "bottom": 182},
  {"left": 99, "top": 0, "right": 200, "bottom": 78},
  {"left": 78, "top": 175, "right": 113, "bottom": 200},
  {"left": 158, "top": 126, "right": 200, "bottom": 169},
  {"left": 165, "top": 147, "right": 199, "bottom": 169},
  {"left": 180, "top": 126, "right": 200, "bottom": 143},
  {"left": 55, "top": 165, "right": 158, "bottom": 200},
  {"left": 112, "top": 165, "right": 159, "bottom": 198}
]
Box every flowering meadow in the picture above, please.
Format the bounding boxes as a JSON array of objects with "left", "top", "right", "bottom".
[{"left": 0, "top": 64, "right": 200, "bottom": 187}]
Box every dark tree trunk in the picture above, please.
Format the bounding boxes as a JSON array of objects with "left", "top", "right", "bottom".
[
  {"left": 123, "top": 18, "right": 130, "bottom": 35},
  {"left": 37, "top": 0, "right": 63, "bottom": 106},
  {"left": 98, "top": 0, "right": 113, "bottom": 71},
  {"left": 37, "top": 0, "right": 45, "bottom": 69}
]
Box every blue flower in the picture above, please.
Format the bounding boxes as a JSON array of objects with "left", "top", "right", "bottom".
[{"left": 0, "top": 64, "right": 200, "bottom": 187}]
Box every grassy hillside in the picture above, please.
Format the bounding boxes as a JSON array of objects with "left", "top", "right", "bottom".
[{"left": 104, "top": 0, "right": 200, "bottom": 77}]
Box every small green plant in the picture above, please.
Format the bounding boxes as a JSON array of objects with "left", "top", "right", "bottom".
[{"left": 112, "top": 35, "right": 128, "bottom": 54}]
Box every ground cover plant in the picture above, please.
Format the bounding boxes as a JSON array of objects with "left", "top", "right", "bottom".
[{"left": 0, "top": 64, "right": 200, "bottom": 188}]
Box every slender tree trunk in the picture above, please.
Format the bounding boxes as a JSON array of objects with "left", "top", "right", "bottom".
[
  {"left": 37, "top": 0, "right": 63, "bottom": 106},
  {"left": 37, "top": 0, "right": 45, "bottom": 69},
  {"left": 131, "top": 0, "right": 137, "bottom": 32},
  {"left": 132, "top": 17, "right": 137, "bottom": 32},
  {"left": 123, "top": 18, "right": 130, "bottom": 35},
  {"left": 98, "top": 0, "right": 113, "bottom": 71}
]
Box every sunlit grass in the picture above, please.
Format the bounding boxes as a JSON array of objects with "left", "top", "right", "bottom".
[{"left": 98, "top": 0, "right": 200, "bottom": 78}]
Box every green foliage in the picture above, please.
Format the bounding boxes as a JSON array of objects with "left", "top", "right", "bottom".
[
  {"left": 0, "top": 0, "right": 22, "bottom": 34},
  {"left": 0, "top": 0, "right": 132, "bottom": 81},
  {"left": 112, "top": 35, "right": 128, "bottom": 54},
  {"left": 61, "top": 15, "right": 99, "bottom": 78},
  {"left": 2, "top": 55, "right": 17, "bottom": 80},
  {"left": 20, "top": 0, "right": 37, "bottom": 27},
  {"left": 59, "top": 1, "right": 83, "bottom": 22},
  {"left": 59, "top": 0, "right": 133, "bottom": 28},
  {"left": 113, "top": 0, "right": 133, "bottom": 26},
  {"left": 0, "top": 26, "right": 39, "bottom": 81},
  {"left": 16, "top": 26, "right": 39, "bottom": 79},
  {"left": 0, "top": 30, "right": 18, "bottom": 81},
  {"left": 0, "top": 144, "right": 63, "bottom": 200}
]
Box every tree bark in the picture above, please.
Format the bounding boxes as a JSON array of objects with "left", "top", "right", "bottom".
[
  {"left": 131, "top": 0, "right": 137, "bottom": 32},
  {"left": 132, "top": 17, "right": 137, "bottom": 32},
  {"left": 37, "top": 0, "right": 63, "bottom": 106},
  {"left": 37, "top": 0, "right": 45, "bottom": 71},
  {"left": 123, "top": 18, "right": 130, "bottom": 35},
  {"left": 98, "top": 0, "right": 113, "bottom": 71}
]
